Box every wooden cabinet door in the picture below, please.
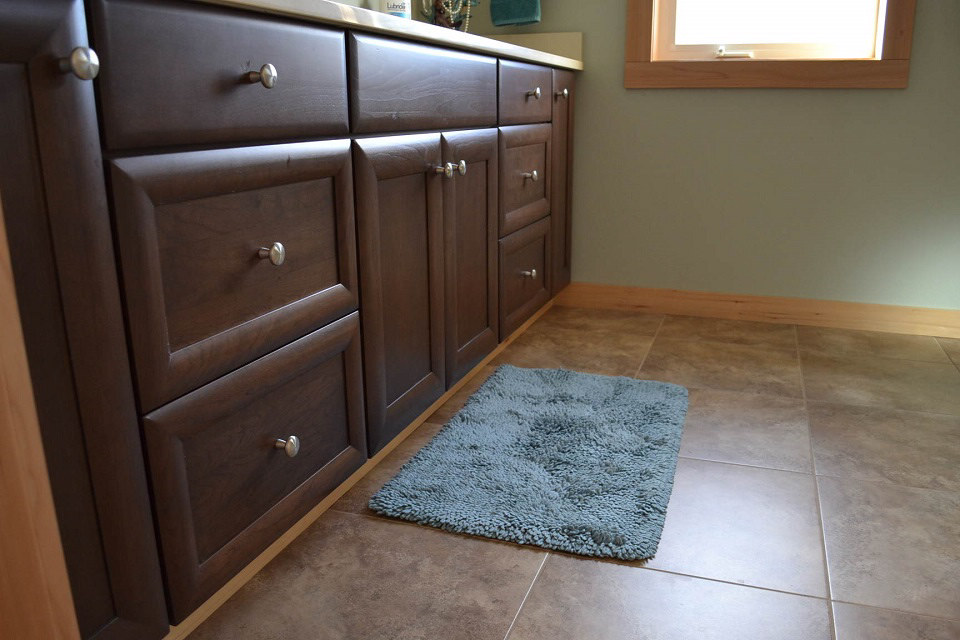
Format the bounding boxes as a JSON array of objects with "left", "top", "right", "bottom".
[
  {"left": 551, "top": 69, "right": 575, "bottom": 294},
  {"left": 354, "top": 134, "right": 445, "bottom": 454},
  {"left": 442, "top": 129, "right": 499, "bottom": 388},
  {"left": 0, "top": 1, "right": 167, "bottom": 638}
]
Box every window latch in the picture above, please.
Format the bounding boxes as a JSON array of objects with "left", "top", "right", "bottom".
[{"left": 716, "top": 46, "right": 754, "bottom": 59}]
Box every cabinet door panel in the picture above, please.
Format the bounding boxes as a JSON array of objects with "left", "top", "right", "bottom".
[
  {"left": 144, "top": 314, "right": 366, "bottom": 621},
  {"left": 354, "top": 134, "right": 445, "bottom": 454},
  {"left": 442, "top": 129, "right": 499, "bottom": 388},
  {"left": 551, "top": 69, "right": 575, "bottom": 293},
  {"left": 499, "top": 124, "right": 551, "bottom": 237},
  {"left": 0, "top": 1, "right": 168, "bottom": 638},
  {"left": 500, "top": 217, "right": 552, "bottom": 339},
  {"left": 110, "top": 140, "right": 358, "bottom": 411}
]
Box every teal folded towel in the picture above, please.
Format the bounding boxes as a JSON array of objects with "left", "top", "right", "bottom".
[{"left": 490, "top": 0, "right": 540, "bottom": 26}]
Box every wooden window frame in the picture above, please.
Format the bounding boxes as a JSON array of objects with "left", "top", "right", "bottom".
[{"left": 625, "top": 0, "right": 917, "bottom": 88}]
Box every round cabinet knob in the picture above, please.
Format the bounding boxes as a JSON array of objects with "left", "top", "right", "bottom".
[
  {"left": 247, "top": 63, "right": 278, "bottom": 88},
  {"left": 556, "top": 88, "right": 569, "bottom": 100},
  {"left": 59, "top": 47, "right": 100, "bottom": 81},
  {"left": 522, "top": 170, "right": 539, "bottom": 182},
  {"left": 526, "top": 86, "right": 542, "bottom": 100},
  {"left": 274, "top": 435, "right": 300, "bottom": 458},
  {"left": 456, "top": 160, "right": 467, "bottom": 176},
  {"left": 257, "top": 242, "right": 286, "bottom": 266},
  {"left": 434, "top": 163, "right": 456, "bottom": 178},
  {"left": 520, "top": 269, "right": 538, "bottom": 279}
]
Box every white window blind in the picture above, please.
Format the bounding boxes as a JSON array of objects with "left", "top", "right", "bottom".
[{"left": 653, "top": 0, "right": 888, "bottom": 61}]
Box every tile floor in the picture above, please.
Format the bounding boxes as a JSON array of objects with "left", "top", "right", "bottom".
[{"left": 191, "top": 306, "right": 960, "bottom": 640}]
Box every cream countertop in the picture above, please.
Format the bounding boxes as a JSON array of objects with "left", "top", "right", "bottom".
[{"left": 195, "top": 0, "right": 583, "bottom": 70}]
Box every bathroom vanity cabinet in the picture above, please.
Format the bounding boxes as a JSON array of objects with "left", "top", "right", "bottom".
[{"left": 0, "top": 0, "right": 578, "bottom": 635}]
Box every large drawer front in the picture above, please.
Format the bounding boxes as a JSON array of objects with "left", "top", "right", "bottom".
[
  {"left": 500, "top": 217, "right": 552, "bottom": 339},
  {"left": 499, "top": 60, "right": 553, "bottom": 125},
  {"left": 143, "top": 313, "right": 367, "bottom": 621},
  {"left": 349, "top": 33, "right": 497, "bottom": 134},
  {"left": 499, "top": 124, "right": 551, "bottom": 237},
  {"left": 110, "top": 140, "right": 358, "bottom": 411},
  {"left": 92, "top": 0, "right": 349, "bottom": 149}
]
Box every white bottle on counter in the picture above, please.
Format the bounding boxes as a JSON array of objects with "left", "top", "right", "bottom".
[{"left": 379, "top": 0, "right": 411, "bottom": 19}]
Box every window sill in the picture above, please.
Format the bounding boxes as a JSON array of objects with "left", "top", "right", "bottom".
[{"left": 624, "top": 59, "right": 910, "bottom": 89}]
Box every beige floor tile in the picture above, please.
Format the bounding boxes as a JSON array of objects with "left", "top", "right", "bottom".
[
  {"left": 801, "top": 353, "right": 960, "bottom": 415},
  {"left": 190, "top": 511, "right": 545, "bottom": 640},
  {"left": 809, "top": 402, "right": 960, "bottom": 492},
  {"left": 493, "top": 325, "right": 653, "bottom": 377},
  {"left": 641, "top": 458, "right": 827, "bottom": 597},
  {"left": 938, "top": 337, "right": 960, "bottom": 366},
  {"left": 832, "top": 602, "right": 960, "bottom": 640},
  {"left": 798, "top": 326, "right": 951, "bottom": 363},
  {"left": 680, "top": 389, "right": 811, "bottom": 472},
  {"left": 508, "top": 556, "right": 831, "bottom": 640},
  {"left": 819, "top": 476, "right": 960, "bottom": 619},
  {"left": 658, "top": 315, "right": 797, "bottom": 350},
  {"left": 537, "top": 305, "right": 663, "bottom": 335},
  {"left": 638, "top": 338, "right": 803, "bottom": 398},
  {"left": 331, "top": 422, "right": 445, "bottom": 515}
]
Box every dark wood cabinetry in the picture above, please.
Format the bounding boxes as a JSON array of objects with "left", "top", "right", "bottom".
[
  {"left": 91, "top": 0, "right": 349, "bottom": 149},
  {"left": 500, "top": 216, "right": 552, "bottom": 338},
  {"left": 442, "top": 129, "right": 500, "bottom": 388},
  {"left": 144, "top": 313, "right": 367, "bottom": 621},
  {"left": 0, "top": 1, "right": 167, "bottom": 638},
  {"left": 2, "top": 0, "right": 576, "bottom": 633},
  {"left": 110, "top": 140, "right": 358, "bottom": 410},
  {"left": 349, "top": 33, "right": 497, "bottom": 133},
  {"left": 354, "top": 134, "right": 446, "bottom": 453},
  {"left": 499, "top": 123, "right": 552, "bottom": 237},
  {"left": 551, "top": 69, "right": 575, "bottom": 293}
]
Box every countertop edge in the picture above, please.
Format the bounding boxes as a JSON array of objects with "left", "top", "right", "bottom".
[{"left": 194, "top": 0, "right": 584, "bottom": 70}]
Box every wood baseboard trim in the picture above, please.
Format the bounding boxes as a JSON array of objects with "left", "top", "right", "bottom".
[
  {"left": 555, "top": 282, "right": 960, "bottom": 339},
  {"left": 163, "top": 299, "right": 555, "bottom": 640}
]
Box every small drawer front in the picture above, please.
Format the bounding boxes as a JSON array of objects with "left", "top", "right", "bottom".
[
  {"left": 499, "top": 60, "right": 553, "bottom": 125},
  {"left": 500, "top": 124, "right": 551, "bottom": 237},
  {"left": 110, "top": 140, "right": 358, "bottom": 411},
  {"left": 143, "top": 314, "right": 366, "bottom": 621},
  {"left": 349, "top": 33, "right": 497, "bottom": 134},
  {"left": 92, "top": 0, "right": 349, "bottom": 149},
  {"left": 500, "top": 217, "right": 552, "bottom": 339}
]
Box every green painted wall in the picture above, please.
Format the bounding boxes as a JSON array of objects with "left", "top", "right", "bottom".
[{"left": 470, "top": 1, "right": 960, "bottom": 310}]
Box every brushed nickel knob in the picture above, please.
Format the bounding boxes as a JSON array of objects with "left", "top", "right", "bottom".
[
  {"left": 274, "top": 435, "right": 300, "bottom": 458},
  {"left": 520, "top": 269, "right": 537, "bottom": 279},
  {"left": 522, "top": 170, "right": 539, "bottom": 182},
  {"left": 59, "top": 47, "right": 100, "bottom": 80},
  {"left": 456, "top": 160, "right": 467, "bottom": 176},
  {"left": 434, "top": 163, "right": 456, "bottom": 178},
  {"left": 556, "top": 88, "right": 569, "bottom": 100},
  {"left": 247, "top": 63, "right": 278, "bottom": 88},
  {"left": 526, "top": 86, "right": 542, "bottom": 100},
  {"left": 257, "top": 242, "right": 286, "bottom": 266}
]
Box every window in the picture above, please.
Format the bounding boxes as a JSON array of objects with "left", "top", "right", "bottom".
[{"left": 625, "top": 0, "right": 917, "bottom": 88}]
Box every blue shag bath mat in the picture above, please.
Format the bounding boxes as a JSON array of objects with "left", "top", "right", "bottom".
[{"left": 368, "top": 365, "right": 688, "bottom": 560}]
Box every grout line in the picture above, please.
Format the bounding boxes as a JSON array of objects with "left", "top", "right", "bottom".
[
  {"left": 796, "top": 328, "right": 837, "bottom": 640},
  {"left": 676, "top": 455, "right": 812, "bottom": 476},
  {"left": 502, "top": 553, "right": 550, "bottom": 640},
  {"left": 632, "top": 315, "right": 666, "bottom": 377},
  {"left": 829, "top": 598, "right": 960, "bottom": 624},
  {"left": 634, "top": 565, "right": 829, "bottom": 602}
]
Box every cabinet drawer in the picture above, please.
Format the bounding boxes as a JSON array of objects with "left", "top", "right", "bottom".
[
  {"left": 143, "top": 314, "right": 366, "bottom": 621},
  {"left": 499, "top": 124, "right": 551, "bottom": 237},
  {"left": 499, "top": 217, "right": 552, "bottom": 339},
  {"left": 499, "top": 60, "right": 553, "bottom": 125},
  {"left": 349, "top": 33, "right": 497, "bottom": 134},
  {"left": 92, "top": 0, "right": 349, "bottom": 149},
  {"left": 110, "top": 140, "right": 358, "bottom": 411}
]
